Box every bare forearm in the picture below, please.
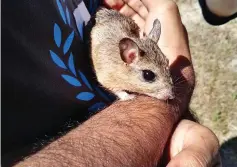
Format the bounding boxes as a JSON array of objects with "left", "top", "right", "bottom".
[{"left": 15, "top": 96, "right": 181, "bottom": 167}]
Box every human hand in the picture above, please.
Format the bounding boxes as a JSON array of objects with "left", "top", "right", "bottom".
[{"left": 163, "top": 119, "right": 221, "bottom": 167}]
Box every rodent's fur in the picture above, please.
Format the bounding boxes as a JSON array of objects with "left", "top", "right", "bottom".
[{"left": 91, "top": 8, "right": 174, "bottom": 100}]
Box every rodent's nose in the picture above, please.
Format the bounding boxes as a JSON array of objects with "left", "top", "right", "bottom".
[
  {"left": 163, "top": 94, "right": 175, "bottom": 100},
  {"left": 162, "top": 91, "right": 175, "bottom": 100}
]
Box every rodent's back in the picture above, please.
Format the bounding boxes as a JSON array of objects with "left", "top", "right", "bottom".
[{"left": 91, "top": 8, "right": 140, "bottom": 45}]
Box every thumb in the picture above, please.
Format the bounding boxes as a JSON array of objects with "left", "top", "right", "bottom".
[
  {"left": 166, "top": 147, "right": 222, "bottom": 167},
  {"left": 166, "top": 120, "right": 221, "bottom": 167}
]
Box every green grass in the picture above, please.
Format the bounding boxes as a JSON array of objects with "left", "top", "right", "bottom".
[{"left": 233, "top": 93, "right": 237, "bottom": 100}]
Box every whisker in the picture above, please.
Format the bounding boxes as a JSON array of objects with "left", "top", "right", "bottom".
[
  {"left": 173, "top": 76, "right": 183, "bottom": 83},
  {"left": 176, "top": 98, "right": 181, "bottom": 103},
  {"left": 174, "top": 79, "right": 186, "bottom": 85},
  {"left": 174, "top": 85, "right": 186, "bottom": 89},
  {"left": 174, "top": 92, "right": 182, "bottom": 97}
]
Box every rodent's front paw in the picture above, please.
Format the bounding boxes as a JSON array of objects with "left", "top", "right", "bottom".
[{"left": 115, "top": 91, "right": 136, "bottom": 101}]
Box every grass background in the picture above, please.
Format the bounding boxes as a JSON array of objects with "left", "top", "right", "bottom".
[{"left": 174, "top": 0, "right": 237, "bottom": 166}]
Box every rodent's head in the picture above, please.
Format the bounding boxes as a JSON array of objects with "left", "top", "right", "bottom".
[{"left": 119, "top": 37, "right": 174, "bottom": 100}]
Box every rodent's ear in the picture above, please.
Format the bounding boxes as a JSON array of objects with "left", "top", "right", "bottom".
[
  {"left": 119, "top": 38, "right": 139, "bottom": 64},
  {"left": 148, "top": 19, "right": 161, "bottom": 43}
]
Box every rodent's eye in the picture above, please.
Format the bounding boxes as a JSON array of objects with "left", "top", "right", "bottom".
[{"left": 142, "top": 70, "right": 156, "bottom": 82}]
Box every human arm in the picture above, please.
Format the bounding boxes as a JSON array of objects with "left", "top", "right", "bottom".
[
  {"left": 15, "top": 96, "right": 181, "bottom": 167},
  {"left": 14, "top": 105, "right": 220, "bottom": 167},
  {"left": 165, "top": 119, "right": 221, "bottom": 167}
]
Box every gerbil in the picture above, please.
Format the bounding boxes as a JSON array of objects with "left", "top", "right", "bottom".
[{"left": 91, "top": 8, "right": 174, "bottom": 101}]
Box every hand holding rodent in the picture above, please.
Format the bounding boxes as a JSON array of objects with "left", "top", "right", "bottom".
[{"left": 91, "top": 8, "right": 174, "bottom": 101}]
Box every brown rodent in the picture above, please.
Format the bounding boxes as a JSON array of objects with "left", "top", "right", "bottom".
[{"left": 91, "top": 8, "right": 174, "bottom": 101}]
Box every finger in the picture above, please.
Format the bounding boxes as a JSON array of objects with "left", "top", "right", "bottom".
[
  {"left": 167, "top": 120, "right": 221, "bottom": 167},
  {"left": 103, "top": 0, "right": 145, "bottom": 31},
  {"left": 119, "top": 4, "right": 145, "bottom": 31},
  {"left": 132, "top": 14, "right": 145, "bottom": 36},
  {"left": 166, "top": 147, "right": 222, "bottom": 167},
  {"left": 167, "top": 147, "right": 217, "bottom": 167},
  {"left": 170, "top": 120, "right": 219, "bottom": 157},
  {"left": 103, "top": 0, "right": 124, "bottom": 10},
  {"left": 122, "top": 0, "right": 148, "bottom": 19},
  {"left": 119, "top": 3, "right": 136, "bottom": 17},
  {"left": 140, "top": 0, "right": 155, "bottom": 11}
]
